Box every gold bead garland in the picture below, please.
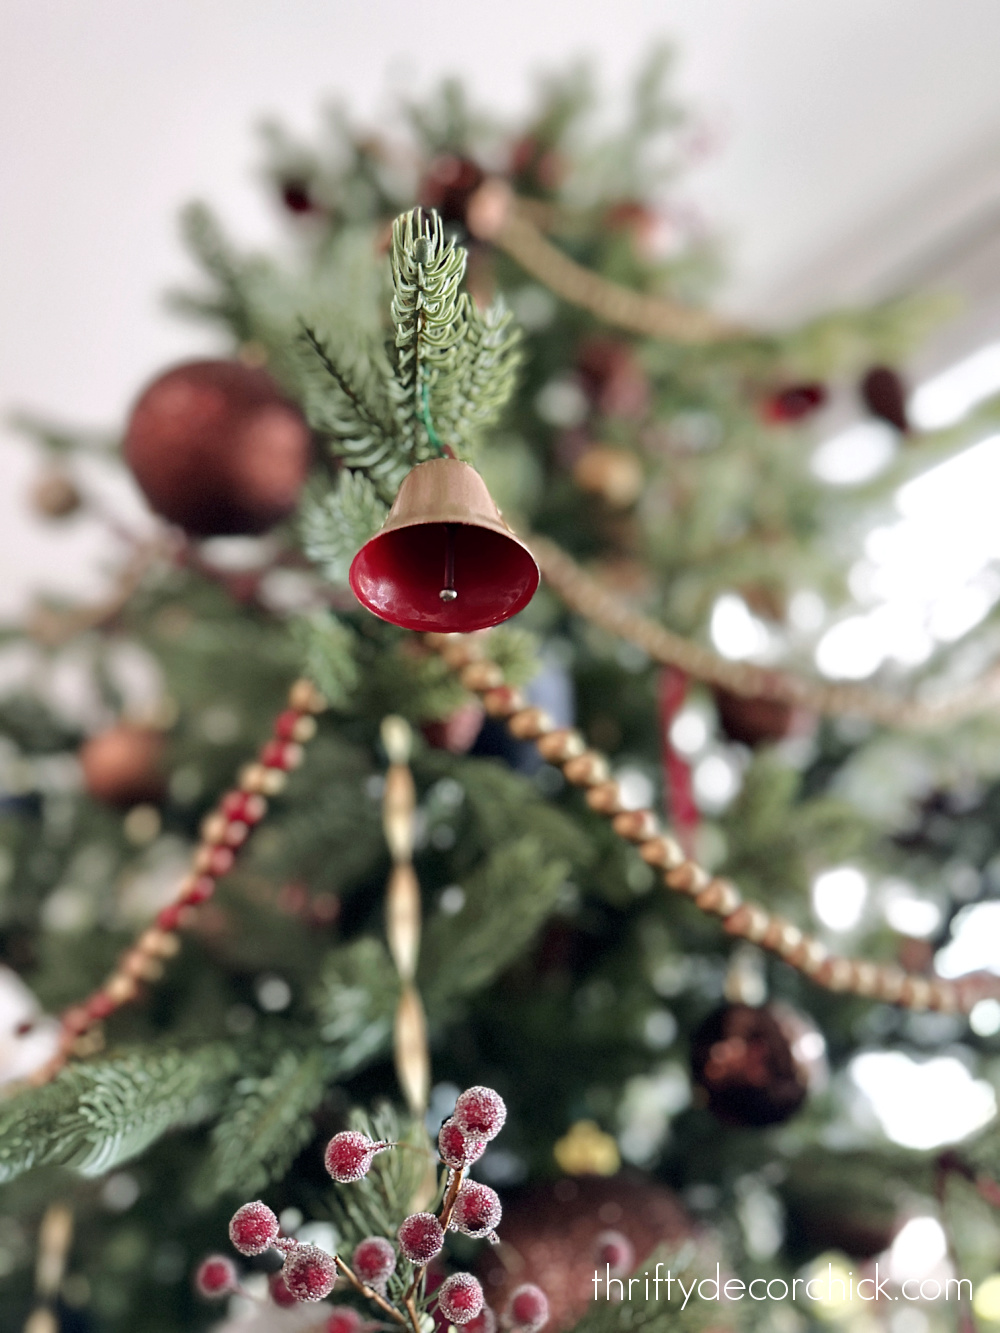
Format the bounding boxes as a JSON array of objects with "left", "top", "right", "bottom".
[
  {"left": 30, "top": 677, "right": 327, "bottom": 1086},
  {"left": 424, "top": 631, "right": 999, "bottom": 1017},
  {"left": 529, "top": 534, "right": 1000, "bottom": 731}
]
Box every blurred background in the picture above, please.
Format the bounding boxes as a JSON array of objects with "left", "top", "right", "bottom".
[{"left": 5, "top": 0, "right": 1000, "bottom": 615}]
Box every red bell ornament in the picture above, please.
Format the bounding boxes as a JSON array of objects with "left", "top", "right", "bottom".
[{"left": 349, "top": 458, "right": 539, "bottom": 632}]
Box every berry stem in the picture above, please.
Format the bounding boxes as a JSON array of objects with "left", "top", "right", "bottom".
[
  {"left": 334, "top": 1257, "right": 409, "bottom": 1328},
  {"left": 402, "top": 1164, "right": 466, "bottom": 1318}
]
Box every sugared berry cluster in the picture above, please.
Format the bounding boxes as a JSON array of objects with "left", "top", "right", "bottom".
[{"left": 194, "top": 1087, "right": 549, "bottom": 1333}]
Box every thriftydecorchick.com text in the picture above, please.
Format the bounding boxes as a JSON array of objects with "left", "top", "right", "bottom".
[{"left": 592, "top": 1264, "right": 970, "bottom": 1308}]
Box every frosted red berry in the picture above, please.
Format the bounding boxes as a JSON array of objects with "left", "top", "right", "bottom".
[
  {"left": 595, "top": 1230, "right": 634, "bottom": 1276},
  {"left": 397, "top": 1211, "right": 445, "bottom": 1264},
  {"left": 326, "top": 1309, "right": 364, "bottom": 1333},
  {"left": 229, "top": 1200, "right": 280, "bottom": 1255},
  {"left": 353, "top": 1235, "right": 396, "bottom": 1289},
  {"left": 269, "top": 1271, "right": 299, "bottom": 1307},
  {"left": 449, "top": 1180, "right": 502, "bottom": 1241},
  {"left": 465, "top": 1306, "right": 498, "bottom": 1333},
  {"left": 438, "top": 1272, "right": 485, "bottom": 1325},
  {"left": 508, "top": 1284, "right": 549, "bottom": 1333},
  {"left": 325, "top": 1131, "right": 390, "bottom": 1183},
  {"left": 453, "top": 1087, "right": 506, "bottom": 1141},
  {"left": 195, "top": 1255, "right": 238, "bottom": 1298},
  {"left": 438, "top": 1118, "right": 487, "bottom": 1170},
  {"left": 282, "top": 1243, "right": 338, "bottom": 1302}
]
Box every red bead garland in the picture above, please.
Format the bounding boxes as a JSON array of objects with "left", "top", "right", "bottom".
[{"left": 30, "top": 677, "right": 327, "bottom": 1086}]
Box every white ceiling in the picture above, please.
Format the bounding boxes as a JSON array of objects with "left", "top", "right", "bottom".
[{"left": 3, "top": 0, "right": 1000, "bottom": 613}]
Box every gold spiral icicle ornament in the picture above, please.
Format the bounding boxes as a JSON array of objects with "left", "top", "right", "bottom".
[{"left": 380, "top": 716, "right": 431, "bottom": 1115}]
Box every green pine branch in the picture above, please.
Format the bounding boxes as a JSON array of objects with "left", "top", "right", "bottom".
[
  {"left": 0, "top": 1044, "right": 239, "bottom": 1184},
  {"left": 200, "top": 1046, "right": 328, "bottom": 1199}
]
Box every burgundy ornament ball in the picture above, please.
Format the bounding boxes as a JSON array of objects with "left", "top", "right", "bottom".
[
  {"left": 123, "top": 360, "right": 310, "bottom": 537},
  {"left": 479, "top": 1174, "right": 691, "bottom": 1329},
  {"left": 80, "top": 724, "right": 166, "bottom": 808},
  {"left": 690, "top": 1002, "right": 813, "bottom": 1127}
]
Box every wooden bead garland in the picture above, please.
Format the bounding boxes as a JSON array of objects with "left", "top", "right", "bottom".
[
  {"left": 424, "top": 632, "right": 1000, "bottom": 1017},
  {"left": 31, "top": 677, "right": 327, "bottom": 1085}
]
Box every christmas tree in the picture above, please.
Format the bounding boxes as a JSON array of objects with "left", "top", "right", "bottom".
[{"left": 3, "top": 51, "right": 1000, "bottom": 1333}]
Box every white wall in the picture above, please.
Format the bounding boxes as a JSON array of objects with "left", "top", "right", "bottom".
[{"left": 3, "top": 0, "right": 1000, "bottom": 612}]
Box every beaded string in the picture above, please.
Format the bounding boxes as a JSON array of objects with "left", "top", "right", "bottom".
[
  {"left": 423, "top": 632, "right": 1000, "bottom": 1017},
  {"left": 466, "top": 181, "right": 743, "bottom": 345},
  {"left": 30, "top": 677, "right": 327, "bottom": 1086},
  {"left": 529, "top": 535, "right": 1000, "bottom": 731}
]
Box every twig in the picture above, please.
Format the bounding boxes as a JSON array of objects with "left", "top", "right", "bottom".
[{"left": 335, "top": 1257, "right": 409, "bottom": 1328}]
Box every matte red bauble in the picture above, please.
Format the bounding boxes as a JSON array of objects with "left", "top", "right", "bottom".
[
  {"left": 349, "top": 459, "right": 539, "bottom": 632},
  {"left": 123, "top": 360, "right": 310, "bottom": 536},
  {"left": 80, "top": 725, "right": 166, "bottom": 808}
]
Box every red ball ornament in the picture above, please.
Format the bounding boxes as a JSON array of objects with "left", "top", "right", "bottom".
[
  {"left": 123, "top": 360, "right": 310, "bottom": 536},
  {"left": 508, "top": 1285, "right": 550, "bottom": 1333},
  {"left": 195, "top": 1255, "right": 239, "bottom": 1298},
  {"left": 282, "top": 1243, "right": 338, "bottom": 1302},
  {"left": 690, "top": 1003, "right": 814, "bottom": 1127},
  {"left": 324, "top": 1130, "right": 390, "bottom": 1183},
  {"left": 397, "top": 1211, "right": 445, "bottom": 1264},
  {"left": 761, "top": 382, "right": 827, "bottom": 424},
  {"left": 80, "top": 725, "right": 166, "bottom": 808},
  {"left": 438, "top": 1118, "right": 487, "bottom": 1169},
  {"left": 860, "top": 365, "right": 910, "bottom": 432},
  {"left": 453, "top": 1086, "right": 506, "bottom": 1141},
  {"left": 349, "top": 460, "right": 538, "bottom": 632},
  {"left": 229, "top": 1200, "right": 280, "bottom": 1256},
  {"left": 450, "top": 1181, "right": 502, "bottom": 1242},
  {"left": 353, "top": 1236, "right": 396, "bottom": 1289},
  {"left": 438, "top": 1272, "right": 485, "bottom": 1325}
]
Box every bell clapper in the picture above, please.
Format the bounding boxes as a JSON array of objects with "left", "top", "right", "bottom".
[{"left": 439, "top": 525, "right": 459, "bottom": 602}]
